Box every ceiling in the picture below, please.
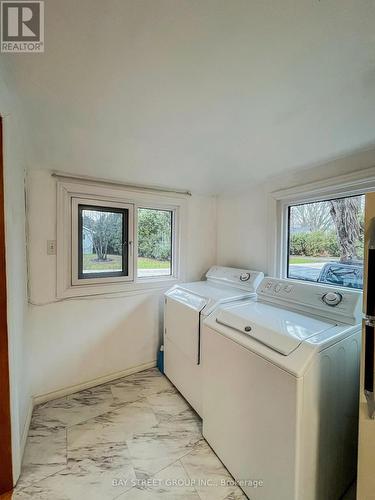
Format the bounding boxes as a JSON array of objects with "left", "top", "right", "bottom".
[{"left": 2, "top": 0, "right": 375, "bottom": 194}]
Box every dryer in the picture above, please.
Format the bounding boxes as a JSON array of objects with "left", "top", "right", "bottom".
[
  {"left": 202, "top": 277, "right": 362, "bottom": 500},
  {"left": 164, "top": 266, "right": 264, "bottom": 416}
]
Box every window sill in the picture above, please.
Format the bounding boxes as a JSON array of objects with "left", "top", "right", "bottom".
[{"left": 57, "top": 276, "right": 179, "bottom": 300}]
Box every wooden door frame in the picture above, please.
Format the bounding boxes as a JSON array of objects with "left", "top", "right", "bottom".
[{"left": 0, "top": 116, "right": 13, "bottom": 493}]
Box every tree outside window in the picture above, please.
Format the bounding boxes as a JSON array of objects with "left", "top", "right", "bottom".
[{"left": 288, "top": 195, "right": 365, "bottom": 289}]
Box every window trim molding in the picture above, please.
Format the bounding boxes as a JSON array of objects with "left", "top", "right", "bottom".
[
  {"left": 267, "top": 167, "right": 375, "bottom": 280},
  {"left": 56, "top": 179, "right": 187, "bottom": 299}
]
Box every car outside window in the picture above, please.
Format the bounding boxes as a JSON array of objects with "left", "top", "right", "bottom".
[{"left": 287, "top": 194, "right": 365, "bottom": 289}]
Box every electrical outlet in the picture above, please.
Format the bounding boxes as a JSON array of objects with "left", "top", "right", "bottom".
[{"left": 47, "top": 240, "right": 56, "bottom": 255}]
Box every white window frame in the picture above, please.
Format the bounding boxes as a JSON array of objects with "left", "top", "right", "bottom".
[
  {"left": 268, "top": 167, "right": 375, "bottom": 282},
  {"left": 56, "top": 178, "right": 187, "bottom": 299}
]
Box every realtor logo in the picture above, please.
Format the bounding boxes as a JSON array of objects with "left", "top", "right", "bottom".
[{"left": 1, "top": 1, "right": 44, "bottom": 52}]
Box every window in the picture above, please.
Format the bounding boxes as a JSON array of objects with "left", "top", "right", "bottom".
[
  {"left": 78, "top": 205, "right": 129, "bottom": 279},
  {"left": 137, "top": 208, "right": 173, "bottom": 278},
  {"left": 286, "top": 194, "right": 365, "bottom": 289},
  {"left": 72, "top": 198, "right": 134, "bottom": 285},
  {"left": 57, "top": 178, "right": 186, "bottom": 298}
]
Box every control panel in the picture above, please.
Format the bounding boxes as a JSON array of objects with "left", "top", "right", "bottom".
[
  {"left": 257, "top": 277, "right": 362, "bottom": 325},
  {"left": 206, "top": 266, "right": 264, "bottom": 291}
]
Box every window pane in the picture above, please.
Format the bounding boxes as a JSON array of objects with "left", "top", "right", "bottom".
[
  {"left": 137, "top": 208, "right": 172, "bottom": 278},
  {"left": 287, "top": 195, "right": 365, "bottom": 289},
  {"left": 79, "top": 206, "right": 127, "bottom": 278}
]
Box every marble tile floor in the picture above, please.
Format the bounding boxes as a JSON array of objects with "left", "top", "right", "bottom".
[{"left": 12, "top": 369, "right": 247, "bottom": 500}]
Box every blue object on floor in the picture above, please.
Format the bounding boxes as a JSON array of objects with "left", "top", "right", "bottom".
[{"left": 157, "top": 345, "right": 164, "bottom": 373}]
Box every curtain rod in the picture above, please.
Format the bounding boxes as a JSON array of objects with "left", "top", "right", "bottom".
[{"left": 51, "top": 171, "right": 192, "bottom": 196}]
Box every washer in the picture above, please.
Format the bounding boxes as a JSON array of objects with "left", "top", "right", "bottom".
[
  {"left": 164, "top": 266, "right": 264, "bottom": 416},
  {"left": 202, "top": 277, "right": 362, "bottom": 500}
]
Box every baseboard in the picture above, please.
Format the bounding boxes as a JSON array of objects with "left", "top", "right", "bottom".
[
  {"left": 12, "top": 397, "right": 33, "bottom": 485},
  {"left": 20, "top": 399, "right": 33, "bottom": 457},
  {"left": 32, "top": 360, "right": 157, "bottom": 406}
]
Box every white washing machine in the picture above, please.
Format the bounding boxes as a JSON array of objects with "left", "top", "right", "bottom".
[
  {"left": 164, "top": 266, "right": 264, "bottom": 416},
  {"left": 202, "top": 277, "right": 362, "bottom": 500}
]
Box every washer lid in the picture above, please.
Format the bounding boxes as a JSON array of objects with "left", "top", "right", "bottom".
[
  {"left": 166, "top": 281, "right": 256, "bottom": 315},
  {"left": 176, "top": 281, "right": 253, "bottom": 302},
  {"left": 166, "top": 288, "right": 207, "bottom": 312},
  {"left": 215, "top": 302, "right": 337, "bottom": 355}
]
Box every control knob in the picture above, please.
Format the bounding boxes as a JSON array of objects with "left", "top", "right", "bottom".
[
  {"left": 322, "top": 292, "right": 342, "bottom": 306},
  {"left": 240, "top": 272, "right": 251, "bottom": 282}
]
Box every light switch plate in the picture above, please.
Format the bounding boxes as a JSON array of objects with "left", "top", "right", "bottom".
[{"left": 47, "top": 240, "right": 56, "bottom": 255}]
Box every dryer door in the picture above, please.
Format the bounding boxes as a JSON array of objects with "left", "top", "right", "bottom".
[{"left": 165, "top": 289, "right": 206, "bottom": 364}]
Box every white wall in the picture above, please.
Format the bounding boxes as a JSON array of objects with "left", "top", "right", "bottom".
[
  {"left": 27, "top": 170, "right": 216, "bottom": 399},
  {"left": 217, "top": 148, "right": 375, "bottom": 274},
  {"left": 0, "top": 65, "right": 30, "bottom": 482}
]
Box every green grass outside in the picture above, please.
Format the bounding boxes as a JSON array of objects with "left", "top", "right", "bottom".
[
  {"left": 83, "top": 253, "right": 122, "bottom": 271},
  {"left": 289, "top": 256, "right": 339, "bottom": 264},
  {"left": 83, "top": 253, "right": 170, "bottom": 271},
  {"left": 138, "top": 257, "right": 170, "bottom": 269}
]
